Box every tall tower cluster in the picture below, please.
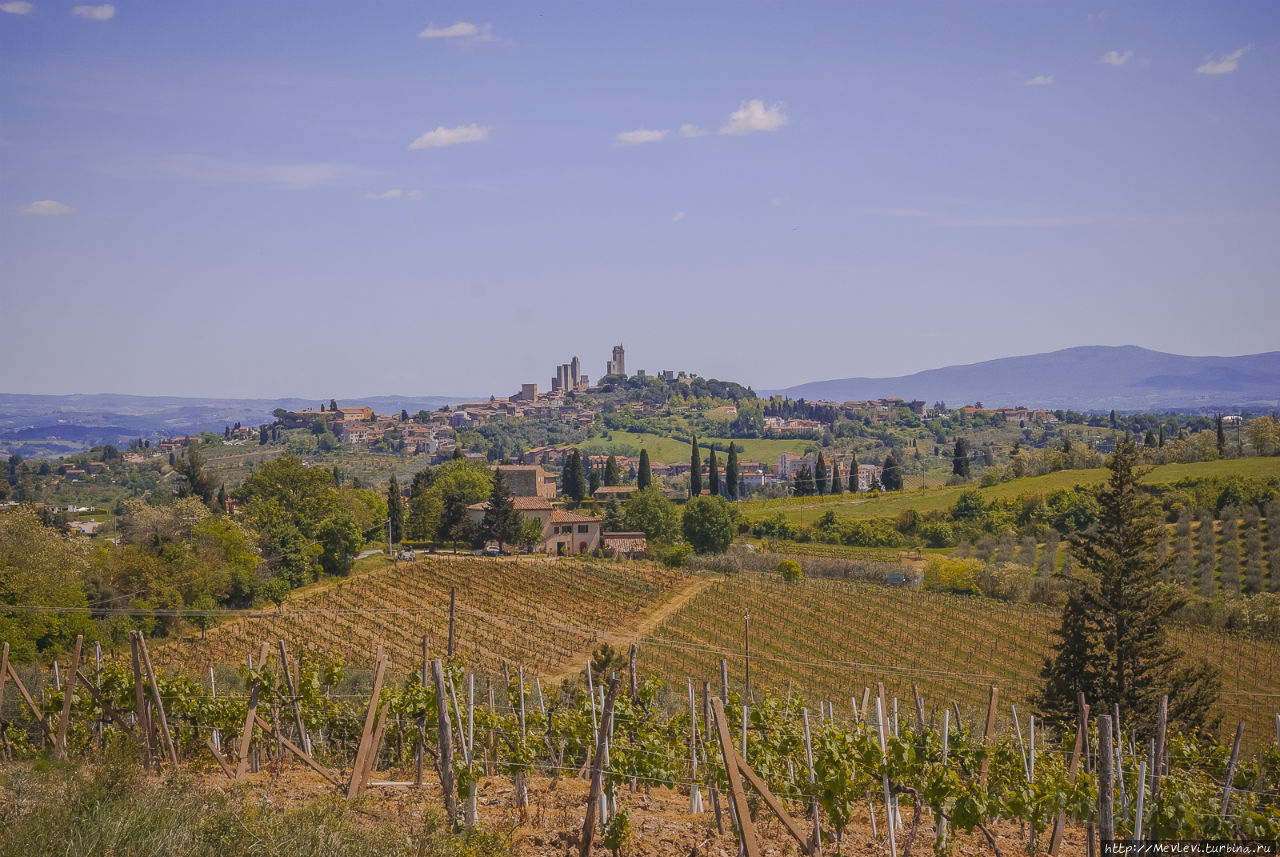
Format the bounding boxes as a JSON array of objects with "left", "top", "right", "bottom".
[{"left": 606, "top": 344, "right": 625, "bottom": 377}]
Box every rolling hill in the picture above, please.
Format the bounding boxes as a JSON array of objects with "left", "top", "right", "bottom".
[{"left": 765, "top": 346, "right": 1280, "bottom": 411}]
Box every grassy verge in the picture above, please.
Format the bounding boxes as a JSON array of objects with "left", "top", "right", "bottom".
[{"left": 0, "top": 750, "right": 512, "bottom": 857}]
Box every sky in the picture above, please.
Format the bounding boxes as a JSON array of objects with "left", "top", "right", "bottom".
[{"left": 1, "top": 1, "right": 1277, "bottom": 399}]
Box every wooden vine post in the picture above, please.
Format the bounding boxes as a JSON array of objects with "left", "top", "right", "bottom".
[
  {"left": 432, "top": 658, "right": 458, "bottom": 827},
  {"left": 130, "top": 632, "right": 152, "bottom": 769},
  {"left": 347, "top": 645, "right": 388, "bottom": 799},
  {"left": 710, "top": 695, "right": 762, "bottom": 857},
  {"left": 580, "top": 678, "right": 621, "bottom": 857},
  {"left": 1049, "top": 695, "right": 1088, "bottom": 857},
  {"left": 134, "top": 631, "right": 177, "bottom": 767},
  {"left": 978, "top": 684, "right": 998, "bottom": 786},
  {"left": 53, "top": 634, "right": 82, "bottom": 761},
  {"left": 1098, "top": 714, "right": 1115, "bottom": 844}
]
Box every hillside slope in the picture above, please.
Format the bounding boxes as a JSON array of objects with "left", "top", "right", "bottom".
[{"left": 765, "top": 345, "right": 1280, "bottom": 410}]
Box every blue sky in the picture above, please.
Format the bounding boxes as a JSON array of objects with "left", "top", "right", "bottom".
[{"left": 1, "top": 1, "right": 1277, "bottom": 398}]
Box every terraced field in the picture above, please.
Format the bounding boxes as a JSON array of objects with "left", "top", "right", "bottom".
[{"left": 157, "top": 557, "right": 686, "bottom": 677}]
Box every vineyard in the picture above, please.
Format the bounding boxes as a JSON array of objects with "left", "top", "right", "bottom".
[
  {"left": 156, "top": 556, "right": 688, "bottom": 678},
  {"left": 2, "top": 626, "right": 1278, "bottom": 855},
  {"left": 641, "top": 574, "right": 1280, "bottom": 750}
]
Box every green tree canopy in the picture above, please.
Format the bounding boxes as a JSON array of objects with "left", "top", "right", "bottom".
[
  {"left": 681, "top": 495, "right": 735, "bottom": 554},
  {"left": 622, "top": 487, "right": 680, "bottom": 543},
  {"left": 637, "top": 449, "right": 652, "bottom": 490}
]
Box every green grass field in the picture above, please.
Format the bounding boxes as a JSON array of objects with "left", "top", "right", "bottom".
[{"left": 738, "top": 456, "right": 1280, "bottom": 523}]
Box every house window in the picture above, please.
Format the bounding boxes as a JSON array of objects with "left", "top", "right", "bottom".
[{"left": 577, "top": 524, "right": 589, "bottom": 533}]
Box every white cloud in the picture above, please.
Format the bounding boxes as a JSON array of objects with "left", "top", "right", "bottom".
[
  {"left": 156, "top": 154, "right": 374, "bottom": 189},
  {"left": 408, "top": 124, "right": 489, "bottom": 149},
  {"left": 1023, "top": 75, "right": 1054, "bottom": 86},
  {"left": 22, "top": 200, "right": 73, "bottom": 215},
  {"left": 720, "top": 99, "right": 788, "bottom": 134},
  {"left": 1, "top": 3, "right": 35, "bottom": 15},
  {"left": 419, "top": 21, "right": 494, "bottom": 42},
  {"left": 615, "top": 128, "right": 668, "bottom": 145},
  {"left": 1196, "top": 46, "right": 1249, "bottom": 75},
  {"left": 361, "top": 189, "right": 424, "bottom": 201},
  {"left": 679, "top": 124, "right": 708, "bottom": 138},
  {"left": 71, "top": 4, "right": 113, "bottom": 21},
  {"left": 672, "top": 211, "right": 685, "bottom": 223},
  {"left": 1100, "top": 50, "right": 1133, "bottom": 66}
]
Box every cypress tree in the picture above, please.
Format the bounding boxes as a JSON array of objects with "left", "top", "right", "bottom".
[
  {"left": 881, "top": 453, "right": 903, "bottom": 490},
  {"left": 708, "top": 447, "right": 720, "bottom": 497},
  {"left": 1216, "top": 414, "right": 1226, "bottom": 457},
  {"left": 637, "top": 449, "right": 652, "bottom": 490},
  {"left": 1039, "top": 438, "right": 1221, "bottom": 737},
  {"left": 793, "top": 465, "right": 815, "bottom": 497},
  {"left": 563, "top": 449, "right": 587, "bottom": 502},
  {"left": 589, "top": 466, "right": 601, "bottom": 495},
  {"left": 216, "top": 484, "right": 228, "bottom": 513},
  {"left": 848, "top": 452, "right": 859, "bottom": 492},
  {"left": 830, "top": 460, "right": 844, "bottom": 495},
  {"left": 452, "top": 446, "right": 464, "bottom": 460},
  {"left": 689, "top": 435, "right": 702, "bottom": 498},
  {"left": 814, "top": 452, "right": 828, "bottom": 495},
  {"left": 725, "top": 445, "right": 739, "bottom": 500},
  {"left": 604, "top": 455, "right": 621, "bottom": 486},
  {"left": 387, "top": 474, "right": 405, "bottom": 544},
  {"left": 953, "top": 437, "right": 971, "bottom": 478}
]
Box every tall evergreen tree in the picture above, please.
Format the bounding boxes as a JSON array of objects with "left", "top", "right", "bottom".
[
  {"left": 387, "top": 474, "right": 405, "bottom": 544},
  {"left": 452, "top": 446, "right": 464, "bottom": 460},
  {"left": 848, "top": 452, "right": 859, "bottom": 492},
  {"left": 793, "top": 465, "right": 815, "bottom": 497},
  {"left": 637, "top": 449, "right": 652, "bottom": 490},
  {"left": 603, "top": 455, "right": 621, "bottom": 487},
  {"left": 563, "top": 449, "right": 587, "bottom": 502},
  {"left": 708, "top": 447, "right": 720, "bottom": 497},
  {"left": 725, "top": 445, "right": 739, "bottom": 500},
  {"left": 1038, "top": 438, "right": 1221, "bottom": 737},
  {"left": 880, "top": 453, "right": 903, "bottom": 491},
  {"left": 830, "top": 460, "right": 844, "bottom": 495},
  {"left": 814, "top": 452, "right": 828, "bottom": 495},
  {"left": 689, "top": 435, "right": 702, "bottom": 498},
  {"left": 953, "top": 438, "right": 971, "bottom": 478},
  {"left": 1216, "top": 414, "right": 1226, "bottom": 457},
  {"left": 216, "top": 484, "right": 228, "bottom": 513},
  {"left": 588, "top": 466, "right": 601, "bottom": 495},
  {"left": 480, "top": 470, "right": 521, "bottom": 552}
]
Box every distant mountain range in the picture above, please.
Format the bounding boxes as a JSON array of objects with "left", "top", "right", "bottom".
[
  {"left": 764, "top": 346, "right": 1280, "bottom": 412},
  {"left": 0, "top": 393, "right": 466, "bottom": 458}
]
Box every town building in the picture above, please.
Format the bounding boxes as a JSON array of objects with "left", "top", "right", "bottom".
[{"left": 606, "top": 344, "right": 626, "bottom": 377}]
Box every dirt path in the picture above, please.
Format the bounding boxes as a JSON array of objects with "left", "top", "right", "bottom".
[{"left": 542, "top": 572, "right": 716, "bottom": 684}]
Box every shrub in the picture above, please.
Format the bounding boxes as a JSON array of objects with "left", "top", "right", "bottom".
[
  {"left": 922, "top": 556, "right": 983, "bottom": 595},
  {"left": 777, "top": 559, "right": 803, "bottom": 582}
]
